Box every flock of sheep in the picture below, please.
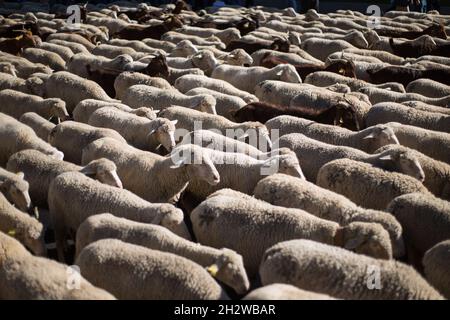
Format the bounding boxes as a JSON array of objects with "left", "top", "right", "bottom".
[{"left": 0, "top": 0, "right": 449, "bottom": 300}]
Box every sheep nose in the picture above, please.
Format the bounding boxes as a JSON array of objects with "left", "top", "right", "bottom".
[{"left": 243, "top": 63, "right": 250, "bottom": 67}]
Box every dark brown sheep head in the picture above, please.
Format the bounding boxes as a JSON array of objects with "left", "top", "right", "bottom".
[
  {"left": 173, "top": 0, "right": 191, "bottom": 14},
  {"left": 164, "top": 15, "right": 184, "bottom": 30},
  {"left": 326, "top": 58, "right": 357, "bottom": 78},
  {"left": 426, "top": 23, "right": 447, "bottom": 40},
  {"left": 270, "top": 38, "right": 290, "bottom": 53},
  {"left": 144, "top": 54, "right": 170, "bottom": 79}
]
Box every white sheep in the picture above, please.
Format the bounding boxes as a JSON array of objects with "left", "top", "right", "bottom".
[
  {"left": 76, "top": 213, "right": 250, "bottom": 294},
  {"left": 176, "top": 26, "right": 241, "bottom": 45},
  {"left": 43, "top": 71, "right": 115, "bottom": 112},
  {"left": 277, "top": 132, "right": 424, "bottom": 182},
  {"left": 0, "top": 193, "right": 45, "bottom": 256},
  {"left": 121, "top": 84, "right": 217, "bottom": 114},
  {"left": 0, "top": 112, "right": 63, "bottom": 166},
  {"left": 191, "top": 189, "right": 393, "bottom": 277},
  {"left": 300, "top": 38, "right": 356, "bottom": 61},
  {"left": 7, "top": 149, "right": 122, "bottom": 208},
  {"left": 168, "top": 39, "right": 199, "bottom": 57},
  {"left": 358, "top": 87, "right": 450, "bottom": 107},
  {"left": 19, "top": 112, "right": 56, "bottom": 141},
  {"left": 37, "top": 42, "right": 74, "bottom": 61},
  {"left": 67, "top": 53, "right": 133, "bottom": 78},
  {"left": 159, "top": 106, "right": 272, "bottom": 150},
  {"left": 76, "top": 239, "right": 229, "bottom": 300},
  {"left": 387, "top": 193, "right": 450, "bottom": 269},
  {"left": 0, "top": 52, "right": 53, "bottom": 78},
  {"left": 366, "top": 102, "right": 450, "bottom": 134},
  {"left": 21, "top": 47, "right": 66, "bottom": 72},
  {"left": 174, "top": 74, "right": 258, "bottom": 103},
  {"left": 185, "top": 87, "right": 246, "bottom": 120},
  {"left": 211, "top": 64, "right": 302, "bottom": 94},
  {"left": 375, "top": 144, "right": 450, "bottom": 201},
  {"left": 0, "top": 232, "right": 115, "bottom": 299},
  {"left": 0, "top": 167, "right": 32, "bottom": 213},
  {"left": 0, "top": 89, "right": 69, "bottom": 122},
  {"left": 47, "top": 121, "right": 126, "bottom": 164},
  {"left": 423, "top": 240, "right": 450, "bottom": 299},
  {"left": 82, "top": 138, "right": 219, "bottom": 203},
  {"left": 113, "top": 71, "right": 171, "bottom": 100},
  {"left": 260, "top": 239, "right": 443, "bottom": 300},
  {"left": 251, "top": 49, "right": 322, "bottom": 67},
  {"left": 266, "top": 116, "right": 399, "bottom": 153},
  {"left": 243, "top": 284, "right": 336, "bottom": 300},
  {"left": 46, "top": 32, "right": 96, "bottom": 51},
  {"left": 317, "top": 158, "right": 431, "bottom": 210},
  {"left": 162, "top": 31, "right": 226, "bottom": 49},
  {"left": 406, "top": 78, "right": 450, "bottom": 98},
  {"left": 87, "top": 107, "right": 176, "bottom": 152},
  {"left": 382, "top": 122, "right": 450, "bottom": 165},
  {"left": 48, "top": 171, "right": 191, "bottom": 261},
  {"left": 48, "top": 39, "right": 90, "bottom": 54}
]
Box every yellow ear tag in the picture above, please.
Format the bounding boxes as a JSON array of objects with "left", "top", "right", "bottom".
[
  {"left": 8, "top": 229, "right": 16, "bottom": 237},
  {"left": 339, "top": 68, "right": 345, "bottom": 74},
  {"left": 15, "top": 35, "right": 23, "bottom": 40},
  {"left": 206, "top": 264, "right": 219, "bottom": 277}
]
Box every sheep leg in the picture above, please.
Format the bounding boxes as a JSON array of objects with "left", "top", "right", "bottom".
[{"left": 54, "top": 221, "right": 68, "bottom": 263}]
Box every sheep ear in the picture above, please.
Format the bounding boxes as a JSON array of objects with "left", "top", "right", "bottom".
[
  {"left": 153, "top": 109, "right": 160, "bottom": 114},
  {"left": 16, "top": 172, "right": 25, "bottom": 179},
  {"left": 15, "top": 35, "right": 23, "bottom": 40},
  {"left": 378, "top": 154, "right": 393, "bottom": 161},
  {"left": 32, "top": 206, "right": 39, "bottom": 220},
  {"left": 148, "top": 128, "right": 157, "bottom": 136},
  {"left": 362, "top": 133, "right": 375, "bottom": 140},
  {"left": 206, "top": 264, "right": 219, "bottom": 277},
  {"left": 344, "top": 236, "right": 365, "bottom": 250},
  {"left": 276, "top": 70, "right": 283, "bottom": 76},
  {"left": 170, "top": 158, "right": 186, "bottom": 169},
  {"left": 80, "top": 165, "right": 96, "bottom": 175},
  {"left": 171, "top": 120, "right": 178, "bottom": 126},
  {"left": 338, "top": 68, "right": 345, "bottom": 74}
]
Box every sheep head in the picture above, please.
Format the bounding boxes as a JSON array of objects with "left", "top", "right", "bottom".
[
  {"left": 0, "top": 173, "right": 32, "bottom": 212},
  {"left": 335, "top": 222, "right": 393, "bottom": 259},
  {"left": 80, "top": 158, "right": 123, "bottom": 189}
]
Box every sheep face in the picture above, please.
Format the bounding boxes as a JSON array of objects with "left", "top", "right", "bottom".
[
  {"left": 48, "top": 99, "right": 70, "bottom": 122},
  {"left": 274, "top": 152, "right": 305, "bottom": 180},
  {"left": 81, "top": 158, "right": 123, "bottom": 189},
  {"left": 111, "top": 54, "right": 134, "bottom": 68},
  {"left": 221, "top": 29, "right": 241, "bottom": 45},
  {"left": 209, "top": 249, "right": 250, "bottom": 295},
  {"left": 192, "top": 95, "right": 217, "bottom": 115},
  {"left": 159, "top": 207, "right": 192, "bottom": 240},
  {"left": 337, "top": 222, "right": 393, "bottom": 260},
  {"left": 25, "top": 76, "right": 46, "bottom": 97},
  {"left": 287, "top": 31, "right": 301, "bottom": 46},
  {"left": 0, "top": 62, "right": 17, "bottom": 77},
  {"left": 275, "top": 65, "right": 302, "bottom": 84},
  {"left": 362, "top": 125, "right": 400, "bottom": 151},
  {"left": 171, "top": 40, "right": 198, "bottom": 57},
  {"left": 226, "top": 49, "right": 253, "bottom": 67},
  {"left": 20, "top": 224, "right": 47, "bottom": 257},
  {"left": 192, "top": 51, "right": 218, "bottom": 72},
  {"left": 129, "top": 107, "right": 158, "bottom": 120},
  {"left": 0, "top": 176, "right": 32, "bottom": 212},
  {"left": 148, "top": 119, "right": 177, "bottom": 152}
]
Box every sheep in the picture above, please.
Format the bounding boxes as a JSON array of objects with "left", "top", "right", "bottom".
[
  {"left": 358, "top": 87, "right": 450, "bottom": 107},
  {"left": 300, "top": 38, "right": 356, "bottom": 62},
  {"left": 0, "top": 112, "right": 63, "bottom": 166},
  {"left": 259, "top": 239, "right": 444, "bottom": 300},
  {"left": 37, "top": 42, "right": 74, "bottom": 61},
  {"left": 76, "top": 213, "right": 249, "bottom": 294},
  {"left": 382, "top": 122, "right": 450, "bottom": 164},
  {"left": 253, "top": 173, "right": 405, "bottom": 258},
  {"left": 82, "top": 137, "right": 219, "bottom": 203},
  {"left": 176, "top": 26, "right": 241, "bottom": 45},
  {"left": 108, "top": 39, "right": 166, "bottom": 55},
  {"left": 266, "top": 116, "right": 399, "bottom": 153},
  {"left": 343, "top": 48, "right": 406, "bottom": 65},
  {"left": 0, "top": 232, "right": 115, "bottom": 299},
  {"left": 87, "top": 107, "right": 175, "bottom": 152},
  {"left": 191, "top": 189, "right": 393, "bottom": 277},
  {"left": 375, "top": 144, "right": 450, "bottom": 201},
  {"left": 0, "top": 89, "right": 69, "bottom": 122},
  {"left": 162, "top": 31, "right": 226, "bottom": 49},
  {"left": 0, "top": 166, "right": 31, "bottom": 213},
  {"left": 423, "top": 240, "right": 450, "bottom": 299},
  {"left": 47, "top": 39, "right": 90, "bottom": 54},
  {"left": 43, "top": 71, "right": 115, "bottom": 112},
  {"left": 211, "top": 64, "right": 302, "bottom": 94},
  {"left": 113, "top": 71, "right": 171, "bottom": 99},
  {"left": 243, "top": 284, "right": 336, "bottom": 300},
  {"left": 168, "top": 39, "right": 198, "bottom": 57},
  {"left": 76, "top": 239, "right": 229, "bottom": 300},
  {"left": 0, "top": 72, "right": 28, "bottom": 92},
  {"left": 401, "top": 100, "right": 450, "bottom": 116},
  {"left": 166, "top": 50, "right": 219, "bottom": 75},
  {"left": 251, "top": 49, "right": 322, "bottom": 67},
  {"left": 142, "top": 38, "right": 176, "bottom": 52},
  {"left": 406, "top": 78, "right": 450, "bottom": 98},
  {"left": 387, "top": 193, "right": 450, "bottom": 270},
  {"left": 46, "top": 32, "right": 95, "bottom": 51},
  {"left": 21, "top": 47, "right": 66, "bottom": 72},
  {"left": 121, "top": 84, "right": 217, "bottom": 115},
  {"left": 73, "top": 99, "right": 158, "bottom": 123},
  {"left": 174, "top": 74, "right": 258, "bottom": 103},
  {"left": 6, "top": 149, "right": 122, "bottom": 208},
  {"left": 19, "top": 112, "right": 56, "bottom": 141},
  {"left": 158, "top": 106, "right": 272, "bottom": 150},
  {"left": 185, "top": 87, "right": 246, "bottom": 120},
  {"left": 0, "top": 32, "right": 36, "bottom": 55},
  {"left": 47, "top": 121, "right": 126, "bottom": 164},
  {"left": 0, "top": 192, "right": 45, "bottom": 256},
  {"left": 366, "top": 102, "right": 450, "bottom": 134},
  {"left": 0, "top": 52, "right": 52, "bottom": 78},
  {"left": 304, "top": 71, "right": 405, "bottom": 92},
  {"left": 48, "top": 171, "right": 190, "bottom": 261},
  {"left": 317, "top": 158, "right": 431, "bottom": 211},
  {"left": 67, "top": 53, "right": 134, "bottom": 78},
  {"left": 277, "top": 133, "right": 424, "bottom": 182}
]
